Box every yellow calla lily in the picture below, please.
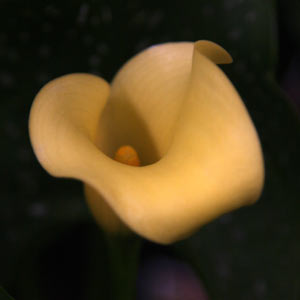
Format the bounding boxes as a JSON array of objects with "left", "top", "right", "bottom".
[{"left": 29, "top": 40, "right": 264, "bottom": 244}]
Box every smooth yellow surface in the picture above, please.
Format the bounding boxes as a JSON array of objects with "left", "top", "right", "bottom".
[{"left": 29, "top": 40, "right": 264, "bottom": 244}]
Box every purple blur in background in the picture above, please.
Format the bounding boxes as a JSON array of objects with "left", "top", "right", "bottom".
[{"left": 137, "top": 255, "right": 209, "bottom": 300}]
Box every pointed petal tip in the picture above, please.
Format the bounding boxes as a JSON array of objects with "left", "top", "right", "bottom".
[{"left": 194, "top": 40, "right": 233, "bottom": 64}]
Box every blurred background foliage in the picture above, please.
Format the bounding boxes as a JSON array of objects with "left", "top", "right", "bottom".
[{"left": 0, "top": 0, "right": 299, "bottom": 299}]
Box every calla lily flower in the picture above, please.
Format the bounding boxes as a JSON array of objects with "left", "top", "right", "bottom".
[{"left": 29, "top": 40, "right": 264, "bottom": 244}]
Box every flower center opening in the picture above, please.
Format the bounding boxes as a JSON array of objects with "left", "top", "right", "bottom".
[{"left": 114, "top": 145, "right": 141, "bottom": 166}]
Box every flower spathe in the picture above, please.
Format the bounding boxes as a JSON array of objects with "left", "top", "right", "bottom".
[{"left": 29, "top": 40, "right": 264, "bottom": 244}]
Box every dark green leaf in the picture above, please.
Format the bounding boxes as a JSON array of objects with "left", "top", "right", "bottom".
[{"left": 0, "top": 287, "right": 14, "bottom": 300}]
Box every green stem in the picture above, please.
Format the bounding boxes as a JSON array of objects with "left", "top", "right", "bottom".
[{"left": 105, "top": 234, "right": 142, "bottom": 300}]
